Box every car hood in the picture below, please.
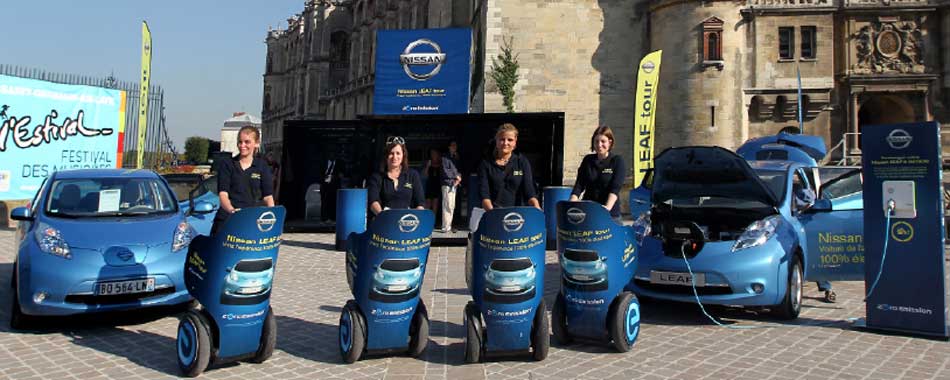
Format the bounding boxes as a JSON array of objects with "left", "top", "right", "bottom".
[
  {"left": 736, "top": 132, "right": 827, "bottom": 164},
  {"left": 44, "top": 213, "right": 182, "bottom": 249},
  {"left": 653, "top": 146, "right": 779, "bottom": 207}
]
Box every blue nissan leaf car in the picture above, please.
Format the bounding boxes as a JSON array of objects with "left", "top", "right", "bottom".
[
  {"left": 628, "top": 147, "right": 864, "bottom": 320},
  {"left": 561, "top": 248, "right": 608, "bottom": 291},
  {"left": 220, "top": 257, "right": 274, "bottom": 305},
  {"left": 9, "top": 169, "right": 214, "bottom": 329},
  {"left": 370, "top": 258, "right": 423, "bottom": 302},
  {"left": 483, "top": 258, "right": 537, "bottom": 303}
]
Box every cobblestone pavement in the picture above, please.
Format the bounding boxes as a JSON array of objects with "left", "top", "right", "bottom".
[{"left": 2, "top": 229, "right": 949, "bottom": 379}]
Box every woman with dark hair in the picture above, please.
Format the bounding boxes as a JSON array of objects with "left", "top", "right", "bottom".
[
  {"left": 213, "top": 126, "right": 274, "bottom": 234},
  {"left": 478, "top": 123, "right": 540, "bottom": 210},
  {"left": 570, "top": 125, "right": 626, "bottom": 221},
  {"left": 366, "top": 136, "right": 425, "bottom": 215}
]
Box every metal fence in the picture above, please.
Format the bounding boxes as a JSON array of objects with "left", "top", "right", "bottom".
[{"left": 0, "top": 64, "right": 174, "bottom": 169}]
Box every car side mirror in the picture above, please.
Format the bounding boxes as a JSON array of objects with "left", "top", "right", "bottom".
[
  {"left": 191, "top": 201, "right": 215, "bottom": 215},
  {"left": 10, "top": 207, "right": 33, "bottom": 221},
  {"left": 808, "top": 199, "right": 832, "bottom": 213}
]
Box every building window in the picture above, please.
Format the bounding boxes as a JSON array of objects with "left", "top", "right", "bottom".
[
  {"left": 801, "top": 26, "right": 816, "bottom": 59},
  {"left": 779, "top": 27, "right": 794, "bottom": 60},
  {"left": 701, "top": 16, "right": 724, "bottom": 70}
]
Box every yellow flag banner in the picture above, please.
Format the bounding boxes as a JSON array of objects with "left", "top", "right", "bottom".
[
  {"left": 136, "top": 21, "right": 152, "bottom": 168},
  {"left": 633, "top": 50, "right": 662, "bottom": 188}
]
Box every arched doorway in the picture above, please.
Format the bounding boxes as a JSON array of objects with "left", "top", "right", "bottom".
[{"left": 857, "top": 94, "right": 916, "bottom": 149}]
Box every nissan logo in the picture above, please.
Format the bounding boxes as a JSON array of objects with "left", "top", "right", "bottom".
[
  {"left": 398, "top": 214, "right": 420, "bottom": 233},
  {"left": 641, "top": 61, "right": 656, "bottom": 74},
  {"left": 117, "top": 249, "right": 133, "bottom": 262},
  {"left": 400, "top": 39, "right": 446, "bottom": 81},
  {"left": 886, "top": 129, "right": 912, "bottom": 149},
  {"left": 566, "top": 207, "right": 586, "bottom": 225},
  {"left": 257, "top": 211, "right": 277, "bottom": 232},
  {"left": 502, "top": 212, "right": 525, "bottom": 232}
]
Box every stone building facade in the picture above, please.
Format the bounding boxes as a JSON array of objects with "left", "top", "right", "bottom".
[{"left": 263, "top": 0, "right": 950, "bottom": 188}]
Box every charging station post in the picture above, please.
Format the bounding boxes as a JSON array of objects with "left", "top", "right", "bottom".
[{"left": 859, "top": 121, "right": 948, "bottom": 338}]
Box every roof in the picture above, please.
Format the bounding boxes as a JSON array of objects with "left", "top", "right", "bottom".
[
  {"left": 52, "top": 169, "right": 160, "bottom": 180},
  {"left": 223, "top": 113, "right": 261, "bottom": 128}
]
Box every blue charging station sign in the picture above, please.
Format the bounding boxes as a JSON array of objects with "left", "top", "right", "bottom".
[{"left": 861, "top": 122, "right": 947, "bottom": 337}]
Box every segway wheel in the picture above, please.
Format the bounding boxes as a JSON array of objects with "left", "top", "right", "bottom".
[
  {"left": 463, "top": 301, "right": 482, "bottom": 364},
  {"left": 531, "top": 299, "right": 549, "bottom": 361},
  {"left": 250, "top": 306, "right": 277, "bottom": 363},
  {"left": 177, "top": 310, "right": 212, "bottom": 377},
  {"left": 408, "top": 300, "right": 430, "bottom": 357},
  {"left": 339, "top": 301, "right": 366, "bottom": 364},
  {"left": 551, "top": 293, "right": 572, "bottom": 345},
  {"left": 608, "top": 292, "right": 640, "bottom": 353}
]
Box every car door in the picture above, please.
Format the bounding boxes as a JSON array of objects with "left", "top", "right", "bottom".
[
  {"left": 798, "top": 168, "right": 865, "bottom": 282},
  {"left": 185, "top": 175, "right": 219, "bottom": 236}
]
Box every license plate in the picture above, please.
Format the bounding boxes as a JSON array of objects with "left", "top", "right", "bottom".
[
  {"left": 498, "top": 286, "right": 521, "bottom": 292},
  {"left": 95, "top": 278, "right": 155, "bottom": 296},
  {"left": 237, "top": 286, "right": 264, "bottom": 295},
  {"left": 570, "top": 274, "right": 592, "bottom": 281},
  {"left": 650, "top": 271, "right": 705, "bottom": 287},
  {"left": 385, "top": 284, "right": 409, "bottom": 292}
]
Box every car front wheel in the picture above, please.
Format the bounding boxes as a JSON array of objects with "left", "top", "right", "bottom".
[{"left": 772, "top": 255, "right": 802, "bottom": 320}]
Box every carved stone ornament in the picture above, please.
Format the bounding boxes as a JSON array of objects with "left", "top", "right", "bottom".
[{"left": 852, "top": 18, "right": 925, "bottom": 74}]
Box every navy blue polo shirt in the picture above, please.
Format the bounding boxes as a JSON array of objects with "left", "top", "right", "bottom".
[
  {"left": 217, "top": 156, "right": 274, "bottom": 212},
  {"left": 571, "top": 153, "right": 626, "bottom": 217},
  {"left": 367, "top": 169, "right": 425, "bottom": 210},
  {"left": 478, "top": 153, "right": 537, "bottom": 208}
]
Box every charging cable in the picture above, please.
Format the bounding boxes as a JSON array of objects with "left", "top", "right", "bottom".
[
  {"left": 680, "top": 242, "right": 762, "bottom": 330},
  {"left": 864, "top": 199, "right": 896, "bottom": 301}
]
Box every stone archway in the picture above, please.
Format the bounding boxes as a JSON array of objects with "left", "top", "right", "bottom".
[{"left": 856, "top": 94, "right": 916, "bottom": 149}]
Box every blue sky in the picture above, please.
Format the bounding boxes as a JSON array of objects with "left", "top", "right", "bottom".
[{"left": 1, "top": 1, "right": 304, "bottom": 150}]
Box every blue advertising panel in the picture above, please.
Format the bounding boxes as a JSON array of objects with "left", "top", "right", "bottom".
[
  {"left": 555, "top": 201, "right": 638, "bottom": 342},
  {"left": 0, "top": 75, "right": 123, "bottom": 200},
  {"left": 183, "top": 207, "right": 286, "bottom": 358},
  {"left": 543, "top": 186, "right": 572, "bottom": 249},
  {"left": 373, "top": 28, "right": 472, "bottom": 115},
  {"left": 468, "top": 207, "right": 546, "bottom": 351},
  {"left": 336, "top": 188, "right": 368, "bottom": 250},
  {"left": 861, "top": 122, "right": 947, "bottom": 337},
  {"left": 346, "top": 209, "right": 434, "bottom": 351}
]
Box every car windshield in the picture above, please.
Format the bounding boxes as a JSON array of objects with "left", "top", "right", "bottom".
[
  {"left": 164, "top": 175, "right": 217, "bottom": 201},
  {"left": 45, "top": 177, "right": 177, "bottom": 217},
  {"left": 490, "top": 259, "right": 532, "bottom": 272},
  {"left": 663, "top": 168, "right": 787, "bottom": 209},
  {"left": 380, "top": 258, "right": 419, "bottom": 271}
]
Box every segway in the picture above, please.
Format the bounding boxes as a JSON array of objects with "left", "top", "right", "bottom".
[
  {"left": 552, "top": 201, "right": 640, "bottom": 352},
  {"left": 176, "top": 207, "right": 286, "bottom": 377},
  {"left": 339, "top": 209, "right": 435, "bottom": 363},
  {"left": 464, "top": 207, "right": 548, "bottom": 363}
]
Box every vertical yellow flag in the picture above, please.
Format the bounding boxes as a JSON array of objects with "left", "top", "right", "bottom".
[
  {"left": 633, "top": 50, "right": 662, "bottom": 188},
  {"left": 136, "top": 21, "right": 152, "bottom": 169}
]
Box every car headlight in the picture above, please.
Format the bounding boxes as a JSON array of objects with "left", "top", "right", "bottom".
[
  {"left": 486, "top": 270, "right": 495, "bottom": 280},
  {"left": 632, "top": 212, "right": 651, "bottom": 244},
  {"left": 172, "top": 221, "right": 196, "bottom": 252},
  {"left": 34, "top": 223, "right": 71, "bottom": 259},
  {"left": 526, "top": 266, "right": 535, "bottom": 278},
  {"left": 228, "top": 271, "right": 239, "bottom": 282},
  {"left": 732, "top": 215, "right": 782, "bottom": 252}
]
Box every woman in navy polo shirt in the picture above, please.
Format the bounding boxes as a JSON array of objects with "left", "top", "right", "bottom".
[
  {"left": 478, "top": 123, "right": 540, "bottom": 210},
  {"left": 570, "top": 125, "right": 626, "bottom": 221},
  {"left": 367, "top": 137, "right": 425, "bottom": 215},
  {"left": 213, "top": 126, "right": 275, "bottom": 234}
]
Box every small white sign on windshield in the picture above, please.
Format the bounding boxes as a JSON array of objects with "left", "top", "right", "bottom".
[{"left": 98, "top": 189, "right": 121, "bottom": 212}]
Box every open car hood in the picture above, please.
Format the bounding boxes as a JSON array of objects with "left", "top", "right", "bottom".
[
  {"left": 736, "top": 132, "right": 827, "bottom": 164},
  {"left": 653, "top": 146, "right": 779, "bottom": 207}
]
